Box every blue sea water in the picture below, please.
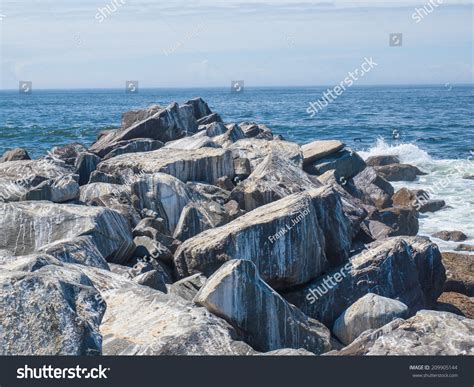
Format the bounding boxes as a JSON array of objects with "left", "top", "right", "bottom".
[
  {"left": 0, "top": 85, "right": 473, "bottom": 252},
  {"left": 0, "top": 85, "right": 472, "bottom": 160}
]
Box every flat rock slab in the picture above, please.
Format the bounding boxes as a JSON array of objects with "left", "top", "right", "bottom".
[
  {"left": 96, "top": 148, "right": 234, "bottom": 184},
  {"left": 174, "top": 186, "right": 351, "bottom": 289},
  {"left": 329, "top": 310, "right": 474, "bottom": 356},
  {"left": 302, "top": 140, "right": 345, "bottom": 166},
  {"left": 284, "top": 237, "right": 445, "bottom": 327},
  {"left": 332, "top": 293, "right": 408, "bottom": 345},
  {"left": 0, "top": 201, "right": 133, "bottom": 266},
  {"left": 195, "top": 260, "right": 332, "bottom": 354}
]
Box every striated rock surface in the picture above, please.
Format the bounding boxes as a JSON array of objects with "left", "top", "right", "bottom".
[
  {"left": 0, "top": 201, "right": 133, "bottom": 265},
  {"left": 175, "top": 186, "right": 351, "bottom": 288},
  {"left": 22, "top": 174, "right": 80, "bottom": 203},
  {"left": 284, "top": 237, "right": 445, "bottom": 327},
  {"left": 102, "top": 139, "right": 164, "bottom": 160},
  {"left": 332, "top": 293, "right": 408, "bottom": 345},
  {"left": 194, "top": 260, "right": 332, "bottom": 354},
  {"left": 330, "top": 310, "right": 474, "bottom": 356}
]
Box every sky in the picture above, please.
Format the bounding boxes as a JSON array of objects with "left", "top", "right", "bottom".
[{"left": 0, "top": 0, "right": 473, "bottom": 88}]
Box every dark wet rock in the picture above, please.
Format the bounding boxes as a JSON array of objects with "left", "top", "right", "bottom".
[
  {"left": 442, "top": 252, "right": 473, "bottom": 296},
  {"left": 432, "top": 230, "right": 467, "bottom": 242},
  {"left": 0, "top": 258, "right": 105, "bottom": 355},
  {"left": 121, "top": 105, "right": 162, "bottom": 128},
  {"left": 374, "top": 164, "right": 427, "bottom": 182},
  {"left": 96, "top": 148, "right": 234, "bottom": 185},
  {"left": 214, "top": 176, "right": 235, "bottom": 191},
  {"left": 435, "top": 292, "right": 474, "bottom": 319},
  {"left": 22, "top": 174, "right": 80, "bottom": 203},
  {"left": 0, "top": 148, "right": 30, "bottom": 162},
  {"left": 332, "top": 293, "right": 408, "bottom": 345},
  {"left": 365, "top": 155, "right": 400, "bottom": 167},
  {"left": 304, "top": 150, "right": 366, "bottom": 180},
  {"left": 132, "top": 269, "right": 168, "bottom": 293},
  {"left": 197, "top": 113, "right": 223, "bottom": 126},
  {"left": 233, "top": 157, "right": 252, "bottom": 180},
  {"left": 329, "top": 310, "right": 473, "bottom": 356},
  {"left": 75, "top": 152, "right": 101, "bottom": 186},
  {"left": 463, "top": 174, "right": 474, "bottom": 180},
  {"left": 419, "top": 199, "right": 446, "bottom": 213},
  {"left": 168, "top": 273, "right": 207, "bottom": 301},
  {"left": 194, "top": 259, "right": 332, "bottom": 354},
  {"left": 175, "top": 186, "right": 351, "bottom": 288},
  {"left": 229, "top": 139, "right": 303, "bottom": 171},
  {"left": 284, "top": 237, "right": 445, "bottom": 327},
  {"left": 230, "top": 153, "right": 322, "bottom": 212},
  {"left": 0, "top": 201, "right": 134, "bottom": 265},
  {"left": 455, "top": 244, "right": 474, "bottom": 252},
  {"left": 184, "top": 97, "right": 213, "bottom": 120},
  {"left": 90, "top": 102, "right": 197, "bottom": 157},
  {"left": 302, "top": 140, "right": 345, "bottom": 166},
  {"left": 102, "top": 139, "right": 164, "bottom": 160},
  {"left": 348, "top": 167, "right": 394, "bottom": 209}
]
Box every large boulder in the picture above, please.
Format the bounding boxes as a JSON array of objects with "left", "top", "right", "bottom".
[
  {"left": 95, "top": 148, "right": 234, "bottom": 184},
  {"left": 332, "top": 293, "right": 408, "bottom": 345},
  {"left": 330, "top": 310, "right": 474, "bottom": 356},
  {"left": 374, "top": 164, "right": 427, "bottom": 182},
  {"left": 90, "top": 102, "right": 198, "bottom": 157},
  {"left": 371, "top": 207, "right": 419, "bottom": 236},
  {"left": 184, "top": 97, "right": 213, "bottom": 120},
  {"left": 121, "top": 105, "right": 162, "bottom": 128},
  {"left": 0, "top": 148, "right": 30, "bottom": 162},
  {"left": 442, "top": 252, "right": 473, "bottom": 296},
  {"left": 0, "top": 256, "right": 105, "bottom": 355},
  {"left": 22, "top": 174, "right": 80, "bottom": 203},
  {"left": 304, "top": 150, "right": 366, "bottom": 179},
  {"left": 365, "top": 155, "right": 400, "bottom": 167},
  {"left": 174, "top": 186, "right": 352, "bottom": 288},
  {"left": 302, "top": 140, "right": 345, "bottom": 166},
  {"left": 284, "top": 237, "right": 446, "bottom": 327},
  {"left": 75, "top": 152, "right": 101, "bottom": 186},
  {"left": 195, "top": 260, "right": 332, "bottom": 354},
  {"left": 230, "top": 153, "right": 322, "bottom": 211},
  {"left": 349, "top": 167, "right": 394, "bottom": 209},
  {"left": 0, "top": 201, "right": 133, "bottom": 265}
]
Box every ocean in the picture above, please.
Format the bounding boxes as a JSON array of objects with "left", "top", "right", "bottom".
[{"left": 0, "top": 85, "right": 473, "bottom": 251}]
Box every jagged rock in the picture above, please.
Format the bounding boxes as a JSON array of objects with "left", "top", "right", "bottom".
[
  {"left": 132, "top": 173, "right": 193, "bottom": 233},
  {"left": 230, "top": 153, "right": 322, "bottom": 211},
  {"left": 0, "top": 148, "right": 30, "bottom": 162},
  {"left": 284, "top": 237, "right": 445, "bottom": 327},
  {"left": 224, "top": 200, "right": 244, "bottom": 218},
  {"left": 304, "top": 150, "right": 366, "bottom": 179},
  {"left": 186, "top": 182, "right": 230, "bottom": 204},
  {"left": 0, "top": 158, "right": 75, "bottom": 202},
  {"left": 184, "top": 97, "right": 212, "bottom": 120},
  {"left": 239, "top": 122, "right": 273, "bottom": 139},
  {"left": 365, "top": 155, "right": 400, "bottom": 167},
  {"left": 102, "top": 139, "right": 164, "bottom": 160},
  {"left": 74, "top": 264, "right": 256, "bottom": 355},
  {"left": 442, "top": 252, "right": 473, "bottom": 296},
  {"left": 214, "top": 176, "right": 235, "bottom": 191},
  {"left": 332, "top": 293, "right": 408, "bottom": 345},
  {"left": 432, "top": 230, "right": 467, "bottom": 242},
  {"left": 164, "top": 135, "right": 218, "bottom": 150},
  {"left": 132, "top": 269, "right": 167, "bottom": 293},
  {"left": 75, "top": 152, "right": 101, "bottom": 185},
  {"left": 348, "top": 167, "right": 394, "bottom": 209},
  {"left": 371, "top": 206, "right": 419, "bottom": 236},
  {"left": 86, "top": 193, "right": 141, "bottom": 229},
  {"left": 197, "top": 121, "right": 227, "bottom": 138},
  {"left": 90, "top": 102, "right": 198, "bottom": 157},
  {"left": 168, "top": 273, "right": 207, "bottom": 301},
  {"left": 132, "top": 235, "right": 172, "bottom": 263},
  {"left": 455, "top": 244, "right": 474, "bottom": 252},
  {"left": 329, "top": 310, "right": 474, "bottom": 356},
  {"left": 0, "top": 201, "right": 133, "bottom": 265},
  {"left": 374, "top": 164, "right": 427, "bottom": 182},
  {"left": 197, "top": 113, "right": 223, "bottom": 126},
  {"left": 22, "top": 174, "right": 80, "bottom": 203},
  {"left": 302, "top": 140, "right": 345, "bottom": 166},
  {"left": 128, "top": 259, "right": 172, "bottom": 284},
  {"left": 213, "top": 124, "right": 246, "bottom": 148},
  {"left": 96, "top": 148, "right": 234, "bottom": 185},
  {"left": 79, "top": 183, "right": 130, "bottom": 203},
  {"left": 436, "top": 292, "right": 474, "bottom": 319},
  {"left": 175, "top": 186, "right": 352, "bottom": 288},
  {"left": 133, "top": 217, "right": 168, "bottom": 236},
  {"left": 0, "top": 258, "right": 105, "bottom": 355},
  {"left": 121, "top": 105, "right": 162, "bottom": 128},
  {"left": 194, "top": 260, "right": 332, "bottom": 354},
  {"left": 229, "top": 139, "right": 303, "bottom": 171},
  {"left": 233, "top": 157, "right": 251, "bottom": 180},
  {"left": 49, "top": 143, "right": 87, "bottom": 166}
]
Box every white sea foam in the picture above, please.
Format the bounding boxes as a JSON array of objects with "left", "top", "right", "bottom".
[{"left": 361, "top": 139, "right": 474, "bottom": 253}]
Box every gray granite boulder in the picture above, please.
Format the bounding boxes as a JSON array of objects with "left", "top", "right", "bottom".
[
  {"left": 304, "top": 149, "right": 366, "bottom": 179},
  {"left": 194, "top": 260, "right": 332, "bottom": 354},
  {"left": 332, "top": 293, "right": 409, "bottom": 345}
]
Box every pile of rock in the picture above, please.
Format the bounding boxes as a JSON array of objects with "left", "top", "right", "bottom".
[{"left": 1, "top": 98, "right": 472, "bottom": 356}]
